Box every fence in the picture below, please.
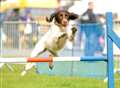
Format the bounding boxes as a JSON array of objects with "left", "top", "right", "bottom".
[
  {"left": 0, "top": 21, "right": 49, "bottom": 56},
  {"left": 0, "top": 20, "right": 120, "bottom": 57}
]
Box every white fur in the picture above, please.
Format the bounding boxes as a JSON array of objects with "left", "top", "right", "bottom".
[{"left": 21, "top": 23, "right": 75, "bottom": 76}]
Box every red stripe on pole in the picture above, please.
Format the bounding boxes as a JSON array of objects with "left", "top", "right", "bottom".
[{"left": 27, "top": 55, "right": 53, "bottom": 62}]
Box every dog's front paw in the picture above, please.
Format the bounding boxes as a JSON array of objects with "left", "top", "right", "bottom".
[{"left": 71, "top": 27, "right": 77, "bottom": 35}]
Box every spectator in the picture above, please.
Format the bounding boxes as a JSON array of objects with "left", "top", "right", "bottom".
[
  {"left": 96, "top": 14, "right": 105, "bottom": 54},
  {"left": 19, "top": 9, "right": 37, "bottom": 49},
  {"left": 97, "top": 14, "right": 105, "bottom": 44},
  {"left": 0, "top": 8, "right": 7, "bottom": 45},
  {"left": 5, "top": 8, "right": 21, "bottom": 48},
  {"left": 80, "top": 1, "right": 97, "bottom": 23},
  {"left": 79, "top": 2, "right": 104, "bottom": 56},
  {"left": 7, "top": 8, "right": 20, "bottom": 21},
  {"left": 23, "top": 10, "right": 34, "bottom": 35}
]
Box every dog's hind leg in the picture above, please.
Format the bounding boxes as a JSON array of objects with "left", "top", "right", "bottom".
[
  {"left": 47, "top": 50, "right": 58, "bottom": 70},
  {"left": 21, "top": 42, "right": 46, "bottom": 76},
  {"left": 48, "top": 50, "right": 58, "bottom": 57}
]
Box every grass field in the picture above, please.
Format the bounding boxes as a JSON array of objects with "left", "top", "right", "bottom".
[{"left": 0, "top": 64, "right": 119, "bottom": 88}]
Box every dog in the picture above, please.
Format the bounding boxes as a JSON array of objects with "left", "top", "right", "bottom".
[{"left": 21, "top": 10, "right": 78, "bottom": 76}]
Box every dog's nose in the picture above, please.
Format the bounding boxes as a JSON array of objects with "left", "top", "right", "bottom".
[{"left": 63, "top": 19, "right": 68, "bottom": 24}]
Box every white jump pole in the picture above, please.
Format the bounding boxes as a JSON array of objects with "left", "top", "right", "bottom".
[
  {"left": 0, "top": 57, "right": 80, "bottom": 63},
  {"left": 0, "top": 56, "right": 106, "bottom": 63}
]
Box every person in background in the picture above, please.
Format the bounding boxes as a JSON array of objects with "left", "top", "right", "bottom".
[
  {"left": 79, "top": 1, "right": 104, "bottom": 56},
  {"left": 0, "top": 8, "right": 14, "bottom": 71},
  {"left": 7, "top": 8, "right": 20, "bottom": 21},
  {"left": 5, "top": 8, "right": 21, "bottom": 48},
  {"left": 20, "top": 9, "right": 37, "bottom": 49},
  {"left": 0, "top": 7, "right": 7, "bottom": 50},
  {"left": 80, "top": 1, "right": 97, "bottom": 23},
  {"left": 0, "top": 8, "right": 6, "bottom": 42},
  {"left": 97, "top": 14, "right": 105, "bottom": 53}
]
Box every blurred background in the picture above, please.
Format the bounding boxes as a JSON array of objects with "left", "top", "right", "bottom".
[
  {"left": 0, "top": 0, "right": 120, "bottom": 57},
  {"left": 0, "top": 0, "right": 120, "bottom": 85}
]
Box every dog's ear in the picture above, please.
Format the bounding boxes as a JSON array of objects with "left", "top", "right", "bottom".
[
  {"left": 46, "top": 12, "right": 56, "bottom": 23},
  {"left": 69, "top": 13, "right": 78, "bottom": 20}
]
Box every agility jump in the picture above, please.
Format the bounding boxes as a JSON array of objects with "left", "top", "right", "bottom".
[
  {"left": 0, "top": 56, "right": 107, "bottom": 63},
  {"left": 0, "top": 12, "right": 119, "bottom": 88}
]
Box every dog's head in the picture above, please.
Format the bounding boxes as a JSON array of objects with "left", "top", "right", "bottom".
[{"left": 46, "top": 10, "right": 78, "bottom": 27}]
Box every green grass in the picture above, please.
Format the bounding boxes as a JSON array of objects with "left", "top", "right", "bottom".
[{"left": 0, "top": 64, "right": 119, "bottom": 88}]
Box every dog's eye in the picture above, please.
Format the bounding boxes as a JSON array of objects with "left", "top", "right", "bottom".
[
  {"left": 65, "top": 14, "right": 68, "bottom": 17},
  {"left": 60, "top": 14, "right": 63, "bottom": 17}
]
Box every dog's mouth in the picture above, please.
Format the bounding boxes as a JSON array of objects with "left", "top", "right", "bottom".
[
  {"left": 61, "top": 18, "right": 68, "bottom": 27},
  {"left": 62, "top": 21, "right": 68, "bottom": 27},
  {"left": 62, "top": 23, "right": 68, "bottom": 27}
]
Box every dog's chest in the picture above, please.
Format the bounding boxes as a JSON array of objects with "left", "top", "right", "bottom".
[
  {"left": 45, "top": 25, "right": 68, "bottom": 51},
  {"left": 46, "top": 35, "right": 67, "bottom": 51}
]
